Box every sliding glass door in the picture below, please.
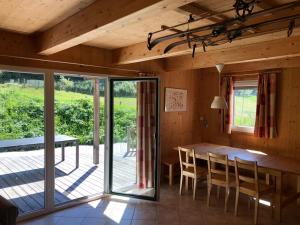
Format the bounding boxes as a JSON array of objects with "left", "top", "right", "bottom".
[
  {"left": 53, "top": 73, "right": 105, "bottom": 205},
  {"left": 0, "top": 71, "right": 45, "bottom": 215},
  {"left": 109, "top": 78, "right": 159, "bottom": 200},
  {"left": 0, "top": 68, "right": 159, "bottom": 220}
]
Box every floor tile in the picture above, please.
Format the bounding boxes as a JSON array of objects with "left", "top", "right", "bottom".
[
  {"left": 55, "top": 217, "right": 84, "bottom": 225},
  {"left": 131, "top": 219, "right": 158, "bottom": 225},
  {"left": 17, "top": 183, "right": 300, "bottom": 225}
]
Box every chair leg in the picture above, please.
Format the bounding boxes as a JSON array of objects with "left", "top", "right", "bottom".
[
  {"left": 217, "top": 186, "right": 221, "bottom": 200},
  {"left": 235, "top": 189, "right": 239, "bottom": 216},
  {"left": 248, "top": 197, "right": 251, "bottom": 210},
  {"left": 169, "top": 165, "right": 173, "bottom": 186},
  {"left": 224, "top": 186, "right": 230, "bottom": 212},
  {"left": 193, "top": 178, "right": 197, "bottom": 200},
  {"left": 254, "top": 196, "right": 259, "bottom": 225},
  {"left": 179, "top": 174, "right": 183, "bottom": 195},
  {"left": 207, "top": 183, "right": 212, "bottom": 207}
]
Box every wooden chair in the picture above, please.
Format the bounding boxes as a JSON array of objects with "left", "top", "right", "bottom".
[
  {"left": 234, "top": 157, "right": 274, "bottom": 225},
  {"left": 162, "top": 156, "right": 179, "bottom": 186},
  {"left": 207, "top": 152, "right": 236, "bottom": 212},
  {"left": 178, "top": 147, "right": 207, "bottom": 200}
]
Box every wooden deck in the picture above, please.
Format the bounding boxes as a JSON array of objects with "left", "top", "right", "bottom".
[{"left": 0, "top": 144, "right": 136, "bottom": 214}]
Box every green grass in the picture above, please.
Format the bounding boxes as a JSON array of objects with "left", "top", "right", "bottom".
[
  {"left": 234, "top": 95, "right": 257, "bottom": 127},
  {"left": 0, "top": 84, "right": 136, "bottom": 108}
]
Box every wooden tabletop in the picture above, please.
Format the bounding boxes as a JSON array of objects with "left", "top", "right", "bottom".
[{"left": 177, "top": 143, "right": 300, "bottom": 176}]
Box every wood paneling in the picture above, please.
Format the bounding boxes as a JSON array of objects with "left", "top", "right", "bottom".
[
  {"left": 164, "top": 34, "right": 300, "bottom": 71},
  {"left": 0, "top": 0, "right": 96, "bottom": 33},
  {"left": 159, "top": 70, "right": 202, "bottom": 162},
  {"left": 159, "top": 60, "right": 300, "bottom": 189},
  {"left": 197, "top": 67, "right": 300, "bottom": 161},
  {"left": 114, "top": 28, "right": 300, "bottom": 65},
  {"left": 37, "top": 0, "right": 195, "bottom": 55}
]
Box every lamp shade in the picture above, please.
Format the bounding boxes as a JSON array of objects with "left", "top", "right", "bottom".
[
  {"left": 211, "top": 96, "right": 228, "bottom": 109},
  {"left": 215, "top": 63, "right": 224, "bottom": 74}
]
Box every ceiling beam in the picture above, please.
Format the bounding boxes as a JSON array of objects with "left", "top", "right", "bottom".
[
  {"left": 112, "top": 27, "right": 300, "bottom": 65},
  {"left": 202, "top": 56, "right": 300, "bottom": 74},
  {"left": 0, "top": 29, "right": 112, "bottom": 67},
  {"left": 0, "top": 29, "right": 166, "bottom": 75},
  {"left": 37, "top": 0, "right": 196, "bottom": 55},
  {"left": 164, "top": 35, "right": 300, "bottom": 71}
]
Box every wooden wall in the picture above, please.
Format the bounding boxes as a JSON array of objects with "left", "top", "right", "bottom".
[
  {"left": 158, "top": 60, "right": 300, "bottom": 189},
  {"left": 197, "top": 67, "right": 300, "bottom": 160},
  {"left": 159, "top": 69, "right": 202, "bottom": 161}
]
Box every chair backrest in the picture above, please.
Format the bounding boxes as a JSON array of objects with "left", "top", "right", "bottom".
[
  {"left": 207, "top": 152, "right": 229, "bottom": 184},
  {"left": 234, "top": 157, "right": 258, "bottom": 193},
  {"left": 178, "top": 147, "right": 196, "bottom": 174}
]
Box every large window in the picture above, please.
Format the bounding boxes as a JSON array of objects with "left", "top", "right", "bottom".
[
  {"left": 233, "top": 79, "right": 258, "bottom": 133},
  {"left": 0, "top": 68, "right": 159, "bottom": 220},
  {"left": 0, "top": 71, "right": 45, "bottom": 215}
]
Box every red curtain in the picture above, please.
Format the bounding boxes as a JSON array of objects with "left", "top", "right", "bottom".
[
  {"left": 221, "top": 76, "right": 234, "bottom": 134},
  {"left": 254, "top": 72, "right": 277, "bottom": 138},
  {"left": 136, "top": 81, "right": 156, "bottom": 189}
]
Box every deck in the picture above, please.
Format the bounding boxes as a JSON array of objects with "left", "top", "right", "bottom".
[{"left": 0, "top": 143, "right": 136, "bottom": 214}]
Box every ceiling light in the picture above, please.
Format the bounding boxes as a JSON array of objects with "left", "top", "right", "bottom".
[{"left": 211, "top": 63, "right": 228, "bottom": 109}]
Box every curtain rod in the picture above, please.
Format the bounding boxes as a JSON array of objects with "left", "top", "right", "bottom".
[{"left": 222, "top": 69, "right": 282, "bottom": 77}]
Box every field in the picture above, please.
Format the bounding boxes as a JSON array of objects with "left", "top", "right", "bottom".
[
  {"left": 0, "top": 84, "right": 136, "bottom": 144},
  {"left": 234, "top": 94, "right": 257, "bottom": 127}
]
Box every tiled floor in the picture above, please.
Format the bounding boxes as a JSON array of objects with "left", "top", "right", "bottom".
[{"left": 19, "top": 182, "right": 300, "bottom": 225}]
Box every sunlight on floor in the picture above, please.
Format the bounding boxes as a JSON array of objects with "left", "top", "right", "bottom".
[{"left": 104, "top": 200, "right": 128, "bottom": 223}]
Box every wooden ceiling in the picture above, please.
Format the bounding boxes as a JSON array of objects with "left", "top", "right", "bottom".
[
  {"left": 0, "top": 0, "right": 96, "bottom": 34},
  {"left": 0, "top": 0, "right": 295, "bottom": 48},
  {"left": 0, "top": 0, "right": 299, "bottom": 70},
  {"left": 85, "top": 0, "right": 295, "bottom": 49}
]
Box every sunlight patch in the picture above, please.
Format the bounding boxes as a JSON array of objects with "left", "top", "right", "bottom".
[
  {"left": 246, "top": 149, "right": 267, "bottom": 155},
  {"left": 104, "top": 201, "right": 127, "bottom": 223}
]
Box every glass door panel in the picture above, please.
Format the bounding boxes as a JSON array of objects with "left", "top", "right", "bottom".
[
  {"left": 54, "top": 73, "right": 105, "bottom": 205},
  {"left": 0, "top": 71, "right": 45, "bottom": 214},
  {"left": 109, "top": 78, "right": 158, "bottom": 199}
]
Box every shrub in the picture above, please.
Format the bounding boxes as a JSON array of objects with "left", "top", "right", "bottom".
[{"left": 0, "top": 84, "right": 136, "bottom": 145}]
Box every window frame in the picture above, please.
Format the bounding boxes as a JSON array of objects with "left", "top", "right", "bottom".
[{"left": 232, "top": 79, "right": 258, "bottom": 134}]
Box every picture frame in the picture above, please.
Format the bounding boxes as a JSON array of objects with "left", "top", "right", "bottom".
[{"left": 164, "top": 88, "right": 187, "bottom": 112}]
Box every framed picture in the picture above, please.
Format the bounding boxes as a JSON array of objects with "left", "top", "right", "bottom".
[{"left": 165, "top": 88, "right": 187, "bottom": 112}]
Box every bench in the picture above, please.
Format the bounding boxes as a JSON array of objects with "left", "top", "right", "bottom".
[
  {"left": 0, "top": 135, "right": 80, "bottom": 168},
  {"left": 0, "top": 196, "right": 18, "bottom": 225},
  {"left": 162, "top": 156, "right": 180, "bottom": 186}
]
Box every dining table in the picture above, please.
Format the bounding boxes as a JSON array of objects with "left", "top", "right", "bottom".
[{"left": 175, "top": 142, "right": 300, "bottom": 223}]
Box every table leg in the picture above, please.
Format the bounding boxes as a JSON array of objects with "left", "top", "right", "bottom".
[
  {"left": 76, "top": 141, "right": 79, "bottom": 168},
  {"left": 61, "top": 143, "right": 65, "bottom": 161},
  {"left": 274, "top": 171, "right": 282, "bottom": 223}
]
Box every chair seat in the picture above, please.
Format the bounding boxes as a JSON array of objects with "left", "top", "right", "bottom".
[
  {"left": 239, "top": 181, "right": 274, "bottom": 196},
  {"left": 210, "top": 173, "right": 236, "bottom": 187},
  {"left": 183, "top": 166, "right": 207, "bottom": 178}
]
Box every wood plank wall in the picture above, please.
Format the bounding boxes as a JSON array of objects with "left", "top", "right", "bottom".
[
  {"left": 159, "top": 70, "right": 202, "bottom": 161},
  {"left": 159, "top": 65, "right": 300, "bottom": 189},
  {"left": 196, "top": 67, "right": 300, "bottom": 189},
  {"left": 198, "top": 68, "right": 300, "bottom": 160}
]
